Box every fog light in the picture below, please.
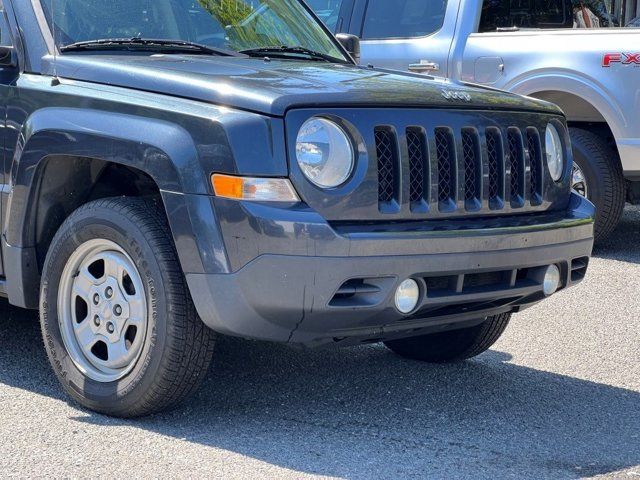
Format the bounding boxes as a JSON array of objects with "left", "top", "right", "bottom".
[
  {"left": 543, "top": 265, "right": 561, "bottom": 296},
  {"left": 395, "top": 279, "right": 420, "bottom": 314}
]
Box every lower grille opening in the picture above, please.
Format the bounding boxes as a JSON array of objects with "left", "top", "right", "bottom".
[
  {"left": 464, "top": 271, "right": 510, "bottom": 290},
  {"left": 424, "top": 268, "right": 538, "bottom": 298},
  {"left": 329, "top": 277, "right": 393, "bottom": 308},
  {"left": 571, "top": 257, "right": 589, "bottom": 282},
  {"left": 424, "top": 275, "right": 457, "bottom": 293}
]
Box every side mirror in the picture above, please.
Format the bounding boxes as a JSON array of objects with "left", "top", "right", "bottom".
[
  {"left": 0, "top": 46, "right": 17, "bottom": 68},
  {"left": 336, "top": 33, "right": 361, "bottom": 64}
]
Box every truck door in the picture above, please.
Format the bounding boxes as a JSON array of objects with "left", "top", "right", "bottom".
[
  {"left": 347, "top": 0, "right": 456, "bottom": 77},
  {"left": 306, "top": 0, "right": 354, "bottom": 33},
  {"left": 460, "top": 0, "right": 575, "bottom": 86}
]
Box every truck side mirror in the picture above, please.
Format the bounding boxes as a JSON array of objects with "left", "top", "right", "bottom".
[
  {"left": 0, "top": 46, "right": 17, "bottom": 68},
  {"left": 336, "top": 33, "right": 360, "bottom": 64}
]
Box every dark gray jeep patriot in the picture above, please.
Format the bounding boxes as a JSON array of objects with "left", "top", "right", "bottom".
[{"left": 0, "top": 0, "right": 594, "bottom": 417}]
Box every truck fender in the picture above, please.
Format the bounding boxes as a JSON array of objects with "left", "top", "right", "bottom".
[{"left": 506, "top": 71, "right": 626, "bottom": 139}]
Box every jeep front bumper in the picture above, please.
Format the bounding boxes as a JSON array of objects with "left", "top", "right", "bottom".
[{"left": 181, "top": 193, "right": 594, "bottom": 347}]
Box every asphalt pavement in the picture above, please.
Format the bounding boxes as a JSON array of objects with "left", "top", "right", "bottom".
[{"left": 0, "top": 207, "right": 638, "bottom": 479}]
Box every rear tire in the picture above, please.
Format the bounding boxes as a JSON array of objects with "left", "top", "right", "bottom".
[
  {"left": 383, "top": 314, "right": 510, "bottom": 363},
  {"left": 569, "top": 127, "right": 625, "bottom": 243},
  {"left": 40, "top": 197, "right": 215, "bottom": 418}
]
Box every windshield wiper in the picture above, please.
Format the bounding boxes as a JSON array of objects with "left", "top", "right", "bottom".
[
  {"left": 60, "top": 37, "right": 238, "bottom": 56},
  {"left": 239, "top": 46, "right": 346, "bottom": 63}
]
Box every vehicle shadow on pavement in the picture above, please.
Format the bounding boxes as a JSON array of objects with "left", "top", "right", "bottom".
[
  {"left": 0, "top": 207, "right": 638, "bottom": 479},
  {"left": 0, "top": 305, "right": 638, "bottom": 479},
  {"left": 592, "top": 205, "right": 640, "bottom": 263}
]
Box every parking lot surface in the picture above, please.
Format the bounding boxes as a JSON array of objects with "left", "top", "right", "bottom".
[{"left": 0, "top": 207, "right": 638, "bottom": 479}]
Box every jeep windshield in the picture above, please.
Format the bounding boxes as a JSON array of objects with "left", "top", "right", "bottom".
[{"left": 40, "top": 0, "right": 349, "bottom": 63}]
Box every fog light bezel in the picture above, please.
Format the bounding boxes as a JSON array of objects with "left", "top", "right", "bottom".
[{"left": 394, "top": 278, "right": 421, "bottom": 314}]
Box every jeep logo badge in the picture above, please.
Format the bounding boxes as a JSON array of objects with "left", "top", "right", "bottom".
[{"left": 441, "top": 89, "right": 472, "bottom": 102}]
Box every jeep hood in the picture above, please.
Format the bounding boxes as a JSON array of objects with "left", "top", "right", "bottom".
[{"left": 44, "top": 55, "right": 560, "bottom": 117}]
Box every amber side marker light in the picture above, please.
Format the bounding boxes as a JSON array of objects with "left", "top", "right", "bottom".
[{"left": 212, "top": 174, "right": 300, "bottom": 202}]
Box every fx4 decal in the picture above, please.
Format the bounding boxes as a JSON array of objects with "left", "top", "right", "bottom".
[{"left": 603, "top": 53, "right": 640, "bottom": 67}]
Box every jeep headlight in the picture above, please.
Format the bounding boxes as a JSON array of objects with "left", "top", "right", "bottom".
[
  {"left": 545, "top": 124, "right": 565, "bottom": 182},
  {"left": 296, "top": 118, "right": 354, "bottom": 188}
]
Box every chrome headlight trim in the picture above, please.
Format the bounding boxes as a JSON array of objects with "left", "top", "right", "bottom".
[
  {"left": 296, "top": 117, "right": 355, "bottom": 189},
  {"left": 545, "top": 123, "right": 565, "bottom": 182}
]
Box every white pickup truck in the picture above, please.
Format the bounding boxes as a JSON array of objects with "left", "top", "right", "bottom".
[{"left": 310, "top": 0, "right": 640, "bottom": 241}]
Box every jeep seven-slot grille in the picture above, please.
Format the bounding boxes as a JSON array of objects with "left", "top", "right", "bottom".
[
  {"left": 375, "top": 128, "right": 398, "bottom": 203},
  {"left": 373, "top": 125, "right": 543, "bottom": 214},
  {"left": 508, "top": 128, "right": 525, "bottom": 207},
  {"left": 527, "top": 128, "right": 543, "bottom": 204},
  {"left": 406, "top": 128, "right": 428, "bottom": 204},
  {"left": 435, "top": 128, "right": 456, "bottom": 207},
  {"left": 462, "top": 128, "right": 481, "bottom": 210},
  {"left": 486, "top": 127, "right": 504, "bottom": 207}
]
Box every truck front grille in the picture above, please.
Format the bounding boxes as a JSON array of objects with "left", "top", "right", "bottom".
[{"left": 374, "top": 123, "right": 545, "bottom": 215}]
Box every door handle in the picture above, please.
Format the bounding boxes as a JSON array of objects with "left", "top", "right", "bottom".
[{"left": 408, "top": 61, "right": 440, "bottom": 73}]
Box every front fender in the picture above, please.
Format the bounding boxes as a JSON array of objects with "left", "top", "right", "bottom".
[
  {"left": 5, "top": 107, "right": 206, "bottom": 249},
  {"left": 2, "top": 108, "right": 223, "bottom": 308}
]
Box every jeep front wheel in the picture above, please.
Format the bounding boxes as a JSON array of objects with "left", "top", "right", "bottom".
[
  {"left": 383, "top": 313, "right": 510, "bottom": 363},
  {"left": 40, "top": 197, "right": 215, "bottom": 417}
]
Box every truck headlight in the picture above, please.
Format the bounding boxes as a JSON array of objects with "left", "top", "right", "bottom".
[
  {"left": 545, "top": 124, "right": 565, "bottom": 182},
  {"left": 296, "top": 118, "right": 354, "bottom": 188}
]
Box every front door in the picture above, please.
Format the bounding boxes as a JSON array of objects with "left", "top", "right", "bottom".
[{"left": 0, "top": 2, "right": 18, "bottom": 277}]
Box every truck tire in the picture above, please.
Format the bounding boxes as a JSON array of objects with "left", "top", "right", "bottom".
[
  {"left": 569, "top": 127, "right": 625, "bottom": 243},
  {"left": 40, "top": 197, "right": 215, "bottom": 417},
  {"left": 383, "top": 313, "right": 510, "bottom": 363}
]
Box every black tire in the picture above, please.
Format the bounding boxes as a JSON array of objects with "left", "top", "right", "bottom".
[
  {"left": 383, "top": 313, "right": 510, "bottom": 363},
  {"left": 40, "top": 197, "right": 215, "bottom": 417},
  {"left": 570, "top": 127, "right": 625, "bottom": 243}
]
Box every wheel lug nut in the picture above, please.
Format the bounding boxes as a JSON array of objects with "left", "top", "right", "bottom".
[
  {"left": 105, "top": 287, "right": 113, "bottom": 298},
  {"left": 107, "top": 323, "right": 115, "bottom": 334},
  {"left": 114, "top": 305, "right": 122, "bottom": 316},
  {"left": 93, "top": 293, "right": 100, "bottom": 305},
  {"left": 93, "top": 315, "right": 101, "bottom": 327}
]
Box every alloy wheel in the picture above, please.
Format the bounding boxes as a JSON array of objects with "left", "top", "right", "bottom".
[{"left": 572, "top": 163, "right": 589, "bottom": 198}]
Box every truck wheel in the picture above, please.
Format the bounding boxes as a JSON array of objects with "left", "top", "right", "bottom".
[
  {"left": 569, "top": 127, "right": 625, "bottom": 243},
  {"left": 40, "top": 197, "right": 215, "bottom": 417},
  {"left": 383, "top": 313, "right": 510, "bottom": 363}
]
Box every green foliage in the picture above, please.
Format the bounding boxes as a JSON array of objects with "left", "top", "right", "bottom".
[{"left": 198, "top": 0, "right": 253, "bottom": 26}]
